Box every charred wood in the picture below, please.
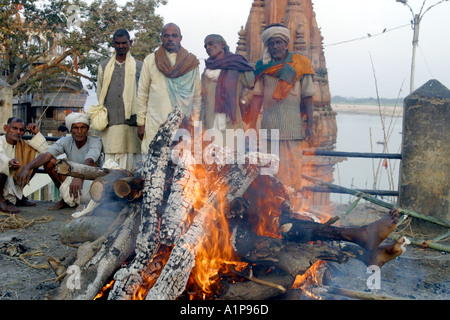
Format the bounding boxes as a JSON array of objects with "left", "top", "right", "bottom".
[
  {"left": 52, "top": 203, "right": 141, "bottom": 300},
  {"left": 108, "top": 106, "right": 184, "bottom": 300}
]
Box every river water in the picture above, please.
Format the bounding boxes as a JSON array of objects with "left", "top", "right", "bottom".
[{"left": 330, "top": 110, "right": 403, "bottom": 204}]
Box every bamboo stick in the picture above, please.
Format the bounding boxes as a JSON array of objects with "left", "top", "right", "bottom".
[
  {"left": 327, "top": 286, "right": 411, "bottom": 300},
  {"left": 388, "top": 234, "right": 450, "bottom": 253},
  {"left": 302, "top": 174, "right": 450, "bottom": 229},
  {"left": 303, "top": 149, "right": 402, "bottom": 159}
]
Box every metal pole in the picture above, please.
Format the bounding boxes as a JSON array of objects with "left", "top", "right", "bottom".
[{"left": 410, "top": 14, "right": 420, "bottom": 93}]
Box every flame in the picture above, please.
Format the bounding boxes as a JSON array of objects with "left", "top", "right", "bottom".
[
  {"left": 94, "top": 280, "right": 114, "bottom": 300},
  {"left": 291, "top": 260, "right": 327, "bottom": 299},
  {"left": 189, "top": 165, "right": 247, "bottom": 299}
]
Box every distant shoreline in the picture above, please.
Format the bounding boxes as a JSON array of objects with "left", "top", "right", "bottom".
[{"left": 331, "top": 104, "right": 403, "bottom": 117}]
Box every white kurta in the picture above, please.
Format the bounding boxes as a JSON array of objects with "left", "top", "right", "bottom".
[
  {"left": 0, "top": 133, "right": 48, "bottom": 203},
  {"left": 136, "top": 51, "right": 201, "bottom": 155}
]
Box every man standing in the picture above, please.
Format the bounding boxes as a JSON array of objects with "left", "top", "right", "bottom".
[
  {"left": 93, "top": 29, "right": 142, "bottom": 170},
  {"left": 251, "top": 23, "right": 315, "bottom": 203},
  {"left": 18, "top": 113, "right": 102, "bottom": 210},
  {"left": 136, "top": 23, "right": 201, "bottom": 155},
  {"left": 201, "top": 34, "right": 254, "bottom": 146},
  {"left": 0, "top": 118, "right": 48, "bottom": 213}
]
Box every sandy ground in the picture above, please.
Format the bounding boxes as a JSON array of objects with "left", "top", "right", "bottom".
[
  {"left": 331, "top": 104, "right": 403, "bottom": 117},
  {"left": 0, "top": 200, "right": 448, "bottom": 300}
]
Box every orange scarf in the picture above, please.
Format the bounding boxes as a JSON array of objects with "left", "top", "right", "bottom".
[{"left": 254, "top": 52, "right": 315, "bottom": 101}]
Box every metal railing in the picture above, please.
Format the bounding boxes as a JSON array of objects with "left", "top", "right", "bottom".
[{"left": 303, "top": 149, "right": 401, "bottom": 197}]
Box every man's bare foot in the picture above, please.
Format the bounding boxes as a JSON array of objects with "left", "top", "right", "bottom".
[
  {"left": 349, "top": 208, "right": 401, "bottom": 251},
  {"left": 363, "top": 236, "right": 410, "bottom": 268},
  {"left": 16, "top": 197, "right": 37, "bottom": 207},
  {"left": 48, "top": 199, "right": 71, "bottom": 211},
  {"left": 0, "top": 200, "right": 20, "bottom": 213}
]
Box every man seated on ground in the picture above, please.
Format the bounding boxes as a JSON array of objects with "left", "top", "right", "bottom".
[
  {"left": 0, "top": 117, "right": 48, "bottom": 213},
  {"left": 18, "top": 113, "right": 103, "bottom": 210}
]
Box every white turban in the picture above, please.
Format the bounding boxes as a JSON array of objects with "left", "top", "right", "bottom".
[
  {"left": 261, "top": 26, "right": 291, "bottom": 64},
  {"left": 65, "top": 112, "right": 90, "bottom": 130}
]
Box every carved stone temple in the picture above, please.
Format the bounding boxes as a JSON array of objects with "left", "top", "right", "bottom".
[{"left": 236, "top": 0, "right": 339, "bottom": 210}]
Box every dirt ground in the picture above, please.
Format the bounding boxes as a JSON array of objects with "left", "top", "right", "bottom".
[{"left": 0, "top": 200, "right": 448, "bottom": 300}]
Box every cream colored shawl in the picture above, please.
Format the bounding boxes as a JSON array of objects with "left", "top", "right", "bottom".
[{"left": 100, "top": 51, "right": 137, "bottom": 120}]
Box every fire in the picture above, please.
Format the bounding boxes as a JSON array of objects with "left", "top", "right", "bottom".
[
  {"left": 291, "top": 260, "right": 328, "bottom": 299},
  {"left": 132, "top": 246, "right": 172, "bottom": 300},
  {"left": 94, "top": 280, "right": 114, "bottom": 300},
  {"left": 256, "top": 209, "right": 281, "bottom": 238},
  {"left": 188, "top": 165, "right": 247, "bottom": 299}
]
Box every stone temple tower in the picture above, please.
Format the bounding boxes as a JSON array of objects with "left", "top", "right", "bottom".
[{"left": 236, "top": 0, "right": 338, "bottom": 209}]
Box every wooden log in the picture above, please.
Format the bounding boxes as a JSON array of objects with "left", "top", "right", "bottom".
[
  {"left": 108, "top": 106, "right": 184, "bottom": 300},
  {"left": 90, "top": 170, "right": 133, "bottom": 202},
  {"left": 160, "top": 149, "right": 199, "bottom": 246},
  {"left": 52, "top": 203, "right": 141, "bottom": 300},
  {"left": 55, "top": 159, "right": 112, "bottom": 180},
  {"left": 113, "top": 177, "right": 144, "bottom": 200}
]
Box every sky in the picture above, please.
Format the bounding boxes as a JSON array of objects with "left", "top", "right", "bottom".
[
  {"left": 150, "top": 0, "right": 450, "bottom": 99},
  {"left": 100, "top": 0, "right": 450, "bottom": 100}
]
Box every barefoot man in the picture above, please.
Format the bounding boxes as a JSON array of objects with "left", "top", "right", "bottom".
[
  {"left": 0, "top": 117, "right": 48, "bottom": 213},
  {"left": 18, "top": 113, "right": 102, "bottom": 210}
]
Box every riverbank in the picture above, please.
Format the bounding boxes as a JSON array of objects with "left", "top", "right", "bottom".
[{"left": 331, "top": 104, "right": 403, "bottom": 117}]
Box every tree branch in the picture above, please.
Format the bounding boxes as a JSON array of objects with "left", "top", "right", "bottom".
[{"left": 11, "top": 47, "right": 75, "bottom": 91}]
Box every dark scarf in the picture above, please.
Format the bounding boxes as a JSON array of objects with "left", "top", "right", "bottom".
[
  {"left": 155, "top": 46, "right": 199, "bottom": 79},
  {"left": 205, "top": 52, "right": 253, "bottom": 124}
]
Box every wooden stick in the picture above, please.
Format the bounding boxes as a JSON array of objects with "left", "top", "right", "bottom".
[
  {"left": 230, "top": 268, "right": 286, "bottom": 293},
  {"left": 327, "top": 286, "right": 411, "bottom": 300},
  {"left": 302, "top": 174, "right": 450, "bottom": 229}
]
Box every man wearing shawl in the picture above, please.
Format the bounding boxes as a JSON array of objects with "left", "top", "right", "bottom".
[
  {"left": 18, "top": 113, "right": 102, "bottom": 210},
  {"left": 251, "top": 23, "right": 316, "bottom": 204},
  {"left": 136, "top": 23, "right": 202, "bottom": 155},
  {"left": 94, "top": 29, "right": 143, "bottom": 170},
  {"left": 201, "top": 34, "right": 255, "bottom": 146},
  {"left": 0, "top": 118, "right": 48, "bottom": 213}
]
